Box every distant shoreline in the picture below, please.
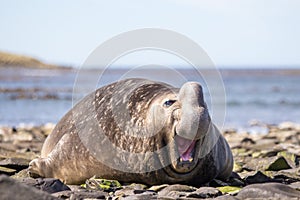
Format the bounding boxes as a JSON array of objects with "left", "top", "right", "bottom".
[{"left": 0, "top": 51, "right": 71, "bottom": 69}]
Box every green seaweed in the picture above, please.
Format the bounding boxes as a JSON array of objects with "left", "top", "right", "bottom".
[
  {"left": 217, "top": 186, "right": 241, "bottom": 194},
  {"left": 81, "top": 177, "right": 121, "bottom": 191}
]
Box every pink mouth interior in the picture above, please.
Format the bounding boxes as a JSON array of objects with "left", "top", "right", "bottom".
[{"left": 175, "top": 135, "right": 196, "bottom": 161}]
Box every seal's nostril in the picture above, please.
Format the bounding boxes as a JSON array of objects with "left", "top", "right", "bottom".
[{"left": 173, "top": 109, "right": 181, "bottom": 120}]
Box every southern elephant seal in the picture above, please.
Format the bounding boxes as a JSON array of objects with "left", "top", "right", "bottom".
[{"left": 29, "top": 78, "right": 233, "bottom": 186}]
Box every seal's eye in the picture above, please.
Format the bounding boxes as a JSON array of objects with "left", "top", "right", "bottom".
[{"left": 163, "top": 100, "right": 176, "bottom": 108}]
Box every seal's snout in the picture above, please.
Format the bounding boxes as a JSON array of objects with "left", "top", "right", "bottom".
[
  {"left": 170, "top": 81, "right": 211, "bottom": 174},
  {"left": 178, "top": 82, "right": 204, "bottom": 107},
  {"left": 175, "top": 82, "right": 210, "bottom": 141}
]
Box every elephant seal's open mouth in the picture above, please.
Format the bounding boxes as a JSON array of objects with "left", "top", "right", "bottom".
[
  {"left": 175, "top": 135, "right": 196, "bottom": 162},
  {"left": 171, "top": 134, "right": 199, "bottom": 173}
]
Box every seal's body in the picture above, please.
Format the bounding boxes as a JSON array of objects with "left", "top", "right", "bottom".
[{"left": 29, "top": 78, "right": 233, "bottom": 185}]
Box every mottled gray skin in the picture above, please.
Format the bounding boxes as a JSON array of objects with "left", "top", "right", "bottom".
[{"left": 29, "top": 78, "right": 233, "bottom": 186}]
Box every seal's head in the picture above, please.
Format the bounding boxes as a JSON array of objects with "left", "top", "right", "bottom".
[{"left": 147, "top": 81, "right": 211, "bottom": 175}]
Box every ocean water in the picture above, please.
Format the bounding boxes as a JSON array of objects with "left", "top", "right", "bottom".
[{"left": 1, "top": 67, "right": 300, "bottom": 132}]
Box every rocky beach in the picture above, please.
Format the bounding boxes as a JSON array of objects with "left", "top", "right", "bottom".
[{"left": 0, "top": 122, "right": 299, "bottom": 199}]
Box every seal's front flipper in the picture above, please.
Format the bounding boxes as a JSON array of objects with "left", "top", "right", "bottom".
[{"left": 28, "top": 158, "right": 49, "bottom": 178}]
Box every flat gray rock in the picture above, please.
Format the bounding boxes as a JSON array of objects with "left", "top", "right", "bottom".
[
  {"left": 0, "top": 175, "right": 57, "bottom": 200},
  {"left": 236, "top": 182, "right": 300, "bottom": 199}
]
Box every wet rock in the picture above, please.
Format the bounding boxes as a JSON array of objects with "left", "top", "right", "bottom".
[
  {"left": 187, "top": 187, "right": 222, "bottom": 198},
  {"left": 0, "top": 157, "right": 30, "bottom": 171},
  {"left": 236, "top": 182, "right": 300, "bottom": 199},
  {"left": 244, "top": 171, "right": 274, "bottom": 184},
  {"left": 226, "top": 173, "right": 245, "bottom": 187},
  {"left": 33, "top": 178, "right": 70, "bottom": 193},
  {"left": 0, "top": 175, "right": 57, "bottom": 200},
  {"left": 158, "top": 184, "right": 196, "bottom": 198},
  {"left": 209, "top": 179, "right": 229, "bottom": 187}
]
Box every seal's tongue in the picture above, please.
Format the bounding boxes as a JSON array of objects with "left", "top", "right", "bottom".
[{"left": 175, "top": 135, "right": 196, "bottom": 162}]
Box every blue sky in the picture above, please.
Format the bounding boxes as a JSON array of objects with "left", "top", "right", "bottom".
[{"left": 0, "top": 0, "right": 299, "bottom": 68}]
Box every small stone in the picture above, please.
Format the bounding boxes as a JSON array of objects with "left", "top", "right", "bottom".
[
  {"left": 241, "top": 137, "right": 255, "bottom": 145},
  {"left": 278, "top": 121, "right": 296, "bottom": 130},
  {"left": 158, "top": 184, "right": 196, "bottom": 198},
  {"left": 223, "top": 128, "right": 237, "bottom": 134},
  {"left": 114, "top": 187, "right": 136, "bottom": 197},
  {"left": 187, "top": 187, "right": 222, "bottom": 198},
  {"left": 125, "top": 183, "right": 147, "bottom": 190}
]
